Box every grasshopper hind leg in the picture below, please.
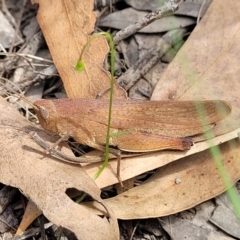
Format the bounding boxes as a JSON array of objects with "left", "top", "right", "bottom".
[
  {"left": 87, "top": 142, "right": 124, "bottom": 187},
  {"left": 112, "top": 131, "right": 193, "bottom": 152}
]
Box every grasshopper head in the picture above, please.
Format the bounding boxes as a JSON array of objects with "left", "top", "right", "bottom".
[{"left": 33, "top": 100, "right": 58, "bottom": 135}]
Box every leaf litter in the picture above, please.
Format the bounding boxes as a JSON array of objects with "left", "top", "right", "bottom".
[{"left": 1, "top": 0, "right": 240, "bottom": 239}]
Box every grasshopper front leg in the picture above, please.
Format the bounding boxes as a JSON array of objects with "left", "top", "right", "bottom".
[{"left": 30, "top": 132, "right": 103, "bottom": 163}]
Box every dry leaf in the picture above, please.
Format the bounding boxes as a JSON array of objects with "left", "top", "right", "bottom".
[
  {"left": 99, "top": 8, "right": 196, "bottom": 33},
  {"left": 0, "top": 10, "right": 23, "bottom": 48},
  {"left": 16, "top": 200, "right": 42, "bottom": 235},
  {"left": 0, "top": 97, "right": 119, "bottom": 239},
  {"left": 161, "top": 214, "right": 233, "bottom": 240},
  {"left": 209, "top": 192, "right": 240, "bottom": 238},
  {"left": 125, "top": 0, "right": 212, "bottom": 18},
  {"left": 31, "top": 0, "right": 125, "bottom": 99},
  {"left": 83, "top": 138, "right": 240, "bottom": 219}
]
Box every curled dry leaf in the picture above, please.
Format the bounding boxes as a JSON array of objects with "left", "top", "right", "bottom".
[
  {"left": 0, "top": 97, "right": 119, "bottom": 240},
  {"left": 31, "top": 0, "right": 125, "bottom": 99},
  {"left": 83, "top": 138, "right": 240, "bottom": 219}
]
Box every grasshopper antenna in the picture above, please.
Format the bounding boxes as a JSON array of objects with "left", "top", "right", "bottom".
[
  {"left": 15, "top": 93, "right": 40, "bottom": 112},
  {"left": 0, "top": 78, "right": 40, "bottom": 112}
]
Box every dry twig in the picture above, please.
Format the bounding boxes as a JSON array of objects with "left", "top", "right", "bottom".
[{"left": 113, "top": 0, "right": 184, "bottom": 45}]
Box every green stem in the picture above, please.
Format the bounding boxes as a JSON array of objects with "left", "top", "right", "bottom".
[{"left": 75, "top": 32, "right": 115, "bottom": 180}]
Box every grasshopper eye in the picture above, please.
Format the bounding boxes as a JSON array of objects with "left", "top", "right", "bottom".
[{"left": 39, "top": 106, "right": 49, "bottom": 120}]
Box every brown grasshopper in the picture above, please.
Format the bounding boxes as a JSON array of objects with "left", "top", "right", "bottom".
[{"left": 22, "top": 97, "right": 231, "bottom": 184}]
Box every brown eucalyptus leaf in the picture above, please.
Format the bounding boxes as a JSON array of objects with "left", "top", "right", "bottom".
[
  {"left": 83, "top": 138, "right": 240, "bottom": 219},
  {"left": 0, "top": 97, "right": 119, "bottom": 240},
  {"left": 152, "top": 0, "right": 240, "bottom": 138},
  {"left": 31, "top": 0, "right": 125, "bottom": 99}
]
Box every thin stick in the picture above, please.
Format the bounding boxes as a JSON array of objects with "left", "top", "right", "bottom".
[
  {"left": 113, "top": 0, "right": 184, "bottom": 45},
  {"left": 197, "top": 0, "right": 207, "bottom": 24},
  {"left": 130, "top": 220, "right": 141, "bottom": 240},
  {"left": 0, "top": 52, "right": 54, "bottom": 63}
]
